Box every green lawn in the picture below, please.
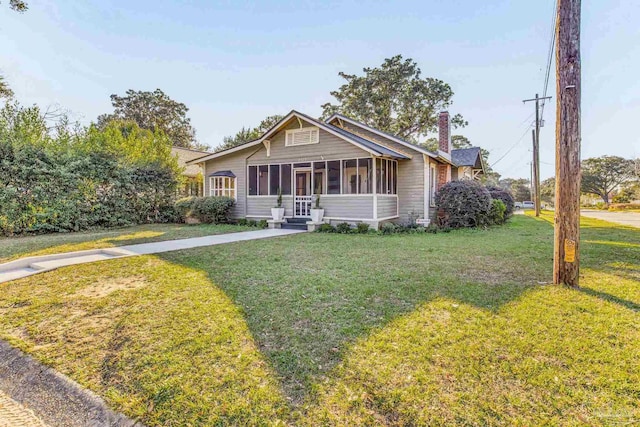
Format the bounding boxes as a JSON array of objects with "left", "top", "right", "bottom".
[
  {"left": 0, "top": 215, "right": 638, "bottom": 426},
  {"left": 0, "top": 223, "right": 253, "bottom": 263}
]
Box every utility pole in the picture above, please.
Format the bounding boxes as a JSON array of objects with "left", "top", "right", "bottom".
[
  {"left": 553, "top": 0, "right": 581, "bottom": 287},
  {"left": 523, "top": 93, "right": 551, "bottom": 216}
]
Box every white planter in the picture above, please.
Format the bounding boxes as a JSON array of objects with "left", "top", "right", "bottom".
[
  {"left": 271, "top": 207, "right": 285, "bottom": 221},
  {"left": 310, "top": 208, "right": 324, "bottom": 223}
]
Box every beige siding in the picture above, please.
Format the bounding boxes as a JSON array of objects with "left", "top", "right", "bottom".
[
  {"left": 377, "top": 195, "right": 398, "bottom": 218},
  {"left": 248, "top": 117, "right": 367, "bottom": 164},
  {"left": 247, "top": 196, "right": 294, "bottom": 218},
  {"left": 395, "top": 158, "right": 425, "bottom": 223},
  {"left": 322, "top": 196, "right": 373, "bottom": 219},
  {"left": 340, "top": 122, "right": 426, "bottom": 224},
  {"left": 202, "top": 146, "right": 259, "bottom": 218}
]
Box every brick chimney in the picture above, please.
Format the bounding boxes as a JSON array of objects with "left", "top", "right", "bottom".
[{"left": 438, "top": 111, "right": 451, "bottom": 155}]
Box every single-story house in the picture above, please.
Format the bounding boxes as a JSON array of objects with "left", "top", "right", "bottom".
[
  {"left": 171, "top": 146, "right": 211, "bottom": 197},
  {"left": 188, "top": 110, "right": 486, "bottom": 228}
]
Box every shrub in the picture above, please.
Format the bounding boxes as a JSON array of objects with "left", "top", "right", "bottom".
[
  {"left": 379, "top": 222, "right": 397, "bottom": 235},
  {"left": 317, "top": 223, "right": 336, "bottom": 233},
  {"left": 174, "top": 197, "right": 196, "bottom": 221},
  {"left": 336, "top": 222, "right": 352, "bottom": 234},
  {"left": 489, "top": 199, "right": 507, "bottom": 225},
  {"left": 435, "top": 181, "right": 493, "bottom": 228},
  {"left": 237, "top": 218, "right": 248, "bottom": 226},
  {"left": 486, "top": 186, "right": 515, "bottom": 218},
  {"left": 257, "top": 219, "right": 268, "bottom": 229},
  {"left": 609, "top": 203, "right": 640, "bottom": 211},
  {"left": 190, "top": 196, "right": 235, "bottom": 224},
  {"left": 247, "top": 219, "right": 257, "bottom": 227},
  {"left": 356, "top": 222, "right": 370, "bottom": 234},
  {"left": 595, "top": 202, "right": 608, "bottom": 210}
]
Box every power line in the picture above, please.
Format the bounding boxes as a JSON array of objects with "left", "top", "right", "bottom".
[
  {"left": 540, "top": 0, "right": 558, "bottom": 122},
  {"left": 490, "top": 121, "right": 535, "bottom": 168}
]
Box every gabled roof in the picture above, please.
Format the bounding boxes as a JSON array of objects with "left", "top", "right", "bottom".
[
  {"left": 171, "top": 146, "right": 211, "bottom": 177},
  {"left": 325, "top": 113, "right": 440, "bottom": 159},
  {"left": 324, "top": 123, "right": 410, "bottom": 159},
  {"left": 451, "top": 147, "right": 482, "bottom": 167},
  {"left": 187, "top": 110, "right": 409, "bottom": 164}
]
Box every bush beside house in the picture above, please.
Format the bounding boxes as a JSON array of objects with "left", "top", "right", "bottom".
[
  {"left": 175, "top": 196, "right": 235, "bottom": 224},
  {"left": 0, "top": 103, "right": 181, "bottom": 235}
]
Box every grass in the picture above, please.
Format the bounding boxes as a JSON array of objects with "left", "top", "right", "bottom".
[
  {"left": 0, "top": 223, "right": 253, "bottom": 263},
  {"left": 0, "top": 214, "right": 638, "bottom": 425}
]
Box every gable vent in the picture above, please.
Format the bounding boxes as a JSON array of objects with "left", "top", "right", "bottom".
[{"left": 285, "top": 127, "right": 319, "bottom": 146}]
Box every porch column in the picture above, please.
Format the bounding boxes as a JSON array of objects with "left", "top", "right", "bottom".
[{"left": 372, "top": 157, "right": 378, "bottom": 220}]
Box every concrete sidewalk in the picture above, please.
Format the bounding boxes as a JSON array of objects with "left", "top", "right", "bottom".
[
  {"left": 0, "top": 228, "right": 305, "bottom": 284},
  {"left": 581, "top": 209, "right": 640, "bottom": 228}
]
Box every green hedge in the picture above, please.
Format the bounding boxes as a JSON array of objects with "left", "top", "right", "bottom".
[
  {"left": 175, "top": 196, "right": 235, "bottom": 224},
  {"left": 0, "top": 103, "right": 181, "bottom": 235}
]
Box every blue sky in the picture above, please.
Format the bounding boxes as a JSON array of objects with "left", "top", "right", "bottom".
[{"left": 2, "top": 0, "right": 638, "bottom": 179}]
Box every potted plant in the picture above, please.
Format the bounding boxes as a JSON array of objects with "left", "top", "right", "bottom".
[
  {"left": 310, "top": 193, "right": 324, "bottom": 222},
  {"left": 271, "top": 188, "right": 285, "bottom": 221}
]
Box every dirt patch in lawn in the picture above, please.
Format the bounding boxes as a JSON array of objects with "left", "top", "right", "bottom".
[{"left": 73, "top": 276, "right": 147, "bottom": 298}]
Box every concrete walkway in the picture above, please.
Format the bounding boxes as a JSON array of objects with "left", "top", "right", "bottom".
[
  {"left": 581, "top": 209, "right": 640, "bottom": 229},
  {"left": 0, "top": 228, "right": 305, "bottom": 284}
]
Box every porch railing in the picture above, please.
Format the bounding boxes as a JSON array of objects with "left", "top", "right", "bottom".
[{"left": 294, "top": 195, "right": 313, "bottom": 217}]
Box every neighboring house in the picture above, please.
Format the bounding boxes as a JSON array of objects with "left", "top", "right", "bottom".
[
  {"left": 451, "top": 147, "right": 486, "bottom": 181},
  {"left": 188, "top": 110, "right": 485, "bottom": 228},
  {"left": 171, "top": 146, "right": 211, "bottom": 197}
]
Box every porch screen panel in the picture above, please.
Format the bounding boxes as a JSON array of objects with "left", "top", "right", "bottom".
[
  {"left": 327, "top": 161, "right": 341, "bottom": 194},
  {"left": 378, "top": 159, "right": 387, "bottom": 194},
  {"left": 313, "top": 161, "right": 326, "bottom": 194},
  {"left": 343, "top": 160, "right": 358, "bottom": 194},
  {"left": 258, "top": 165, "right": 269, "bottom": 195},
  {"left": 392, "top": 161, "right": 398, "bottom": 194},
  {"left": 358, "top": 159, "right": 372, "bottom": 194},
  {"left": 248, "top": 166, "right": 258, "bottom": 195},
  {"left": 387, "top": 160, "right": 393, "bottom": 194},
  {"left": 269, "top": 164, "right": 280, "bottom": 195},
  {"left": 281, "top": 164, "right": 292, "bottom": 195}
]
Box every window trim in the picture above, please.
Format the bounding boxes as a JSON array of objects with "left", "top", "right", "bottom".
[
  {"left": 209, "top": 176, "right": 237, "bottom": 200},
  {"left": 285, "top": 127, "right": 320, "bottom": 147}
]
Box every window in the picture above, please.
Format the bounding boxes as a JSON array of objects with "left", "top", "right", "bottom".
[
  {"left": 357, "top": 159, "right": 372, "bottom": 194},
  {"left": 343, "top": 159, "right": 358, "bottom": 194},
  {"left": 270, "top": 164, "right": 280, "bottom": 195},
  {"left": 281, "top": 164, "right": 292, "bottom": 195},
  {"left": 327, "top": 160, "right": 341, "bottom": 194},
  {"left": 285, "top": 127, "right": 319, "bottom": 146},
  {"left": 313, "top": 161, "right": 326, "bottom": 194},
  {"left": 248, "top": 166, "right": 258, "bottom": 195},
  {"left": 210, "top": 176, "right": 236, "bottom": 199},
  {"left": 258, "top": 165, "right": 268, "bottom": 195}
]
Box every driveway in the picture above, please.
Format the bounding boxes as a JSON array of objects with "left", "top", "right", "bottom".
[{"left": 581, "top": 209, "right": 640, "bottom": 228}]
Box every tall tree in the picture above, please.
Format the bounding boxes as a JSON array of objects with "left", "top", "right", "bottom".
[
  {"left": 97, "top": 89, "right": 205, "bottom": 150},
  {"left": 540, "top": 177, "right": 556, "bottom": 205},
  {"left": 581, "top": 156, "right": 636, "bottom": 205},
  {"left": 4, "top": 0, "right": 27, "bottom": 12},
  {"left": 0, "top": 76, "right": 13, "bottom": 99},
  {"left": 321, "top": 55, "right": 466, "bottom": 142},
  {"left": 499, "top": 178, "right": 531, "bottom": 202},
  {"left": 217, "top": 114, "right": 283, "bottom": 152}
]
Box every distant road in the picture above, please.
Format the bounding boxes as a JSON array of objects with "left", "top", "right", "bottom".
[{"left": 581, "top": 209, "right": 640, "bottom": 229}]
